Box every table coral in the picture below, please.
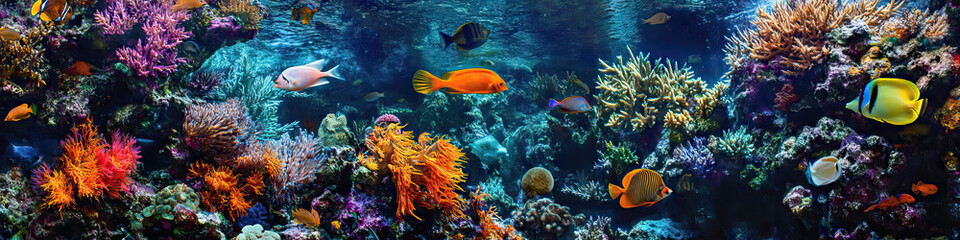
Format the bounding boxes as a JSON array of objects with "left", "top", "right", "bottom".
[
  {"left": 594, "top": 47, "right": 727, "bottom": 133},
  {"left": 724, "top": 0, "right": 902, "bottom": 76},
  {"left": 361, "top": 123, "right": 468, "bottom": 221}
]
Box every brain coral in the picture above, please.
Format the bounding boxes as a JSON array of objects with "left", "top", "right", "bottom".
[
  {"left": 522, "top": 167, "right": 554, "bottom": 197},
  {"left": 318, "top": 113, "right": 352, "bottom": 146}
]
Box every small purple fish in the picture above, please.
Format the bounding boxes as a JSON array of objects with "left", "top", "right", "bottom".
[{"left": 548, "top": 96, "right": 592, "bottom": 114}]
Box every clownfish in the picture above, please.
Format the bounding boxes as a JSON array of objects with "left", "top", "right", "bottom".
[
  {"left": 31, "top": 0, "right": 73, "bottom": 24},
  {"left": 846, "top": 78, "right": 927, "bottom": 125},
  {"left": 274, "top": 59, "right": 343, "bottom": 91},
  {"left": 291, "top": 4, "right": 318, "bottom": 25},
  {"left": 608, "top": 169, "right": 672, "bottom": 208},
  {"left": 412, "top": 68, "right": 507, "bottom": 94}
]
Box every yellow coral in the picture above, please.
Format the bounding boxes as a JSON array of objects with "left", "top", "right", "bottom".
[
  {"left": 595, "top": 47, "right": 727, "bottom": 133},
  {"left": 724, "top": 0, "right": 902, "bottom": 76},
  {"left": 218, "top": 0, "right": 263, "bottom": 30},
  {"left": 0, "top": 25, "right": 48, "bottom": 89}
]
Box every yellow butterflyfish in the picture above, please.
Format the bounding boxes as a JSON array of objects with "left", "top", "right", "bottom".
[{"left": 845, "top": 78, "right": 927, "bottom": 125}]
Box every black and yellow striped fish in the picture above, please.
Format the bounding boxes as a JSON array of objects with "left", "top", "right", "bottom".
[
  {"left": 845, "top": 78, "right": 927, "bottom": 125},
  {"left": 608, "top": 168, "right": 672, "bottom": 208},
  {"left": 31, "top": 0, "right": 73, "bottom": 24},
  {"left": 439, "top": 22, "right": 490, "bottom": 51}
]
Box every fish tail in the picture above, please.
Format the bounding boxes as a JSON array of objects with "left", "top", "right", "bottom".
[
  {"left": 913, "top": 98, "right": 928, "bottom": 115},
  {"left": 412, "top": 70, "right": 441, "bottom": 94},
  {"left": 439, "top": 31, "right": 454, "bottom": 49},
  {"left": 607, "top": 183, "right": 624, "bottom": 200},
  {"left": 29, "top": 104, "right": 36, "bottom": 115},
  {"left": 325, "top": 65, "right": 343, "bottom": 80},
  {"left": 548, "top": 98, "right": 559, "bottom": 109}
]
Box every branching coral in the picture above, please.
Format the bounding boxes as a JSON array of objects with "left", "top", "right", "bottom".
[
  {"left": 362, "top": 123, "right": 468, "bottom": 221},
  {"left": 96, "top": 0, "right": 190, "bottom": 77},
  {"left": 267, "top": 131, "right": 326, "bottom": 203},
  {"left": 724, "top": 0, "right": 902, "bottom": 76},
  {"left": 594, "top": 47, "right": 727, "bottom": 133},
  {"left": 183, "top": 99, "right": 254, "bottom": 163},
  {"left": 714, "top": 126, "right": 755, "bottom": 157},
  {"left": 673, "top": 137, "right": 715, "bottom": 177},
  {"left": 32, "top": 120, "right": 141, "bottom": 210},
  {"left": 187, "top": 162, "right": 263, "bottom": 220},
  {"left": 879, "top": 8, "right": 949, "bottom": 42},
  {"left": 469, "top": 188, "right": 523, "bottom": 240},
  {"left": 0, "top": 25, "right": 49, "bottom": 89},
  {"left": 217, "top": 0, "right": 263, "bottom": 30}
]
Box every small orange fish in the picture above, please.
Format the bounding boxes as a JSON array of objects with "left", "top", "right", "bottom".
[
  {"left": 31, "top": 0, "right": 73, "bottom": 24},
  {"left": 291, "top": 4, "right": 318, "bottom": 25},
  {"left": 644, "top": 12, "right": 670, "bottom": 25},
  {"left": 912, "top": 181, "right": 937, "bottom": 196},
  {"left": 331, "top": 220, "right": 340, "bottom": 230},
  {"left": 412, "top": 68, "right": 507, "bottom": 94},
  {"left": 172, "top": 0, "right": 207, "bottom": 12},
  {"left": 0, "top": 27, "right": 21, "bottom": 41},
  {"left": 608, "top": 169, "right": 672, "bottom": 208},
  {"left": 4, "top": 104, "right": 34, "bottom": 122},
  {"left": 292, "top": 208, "right": 320, "bottom": 227},
  {"left": 864, "top": 193, "right": 913, "bottom": 212},
  {"left": 63, "top": 61, "right": 93, "bottom": 77}
]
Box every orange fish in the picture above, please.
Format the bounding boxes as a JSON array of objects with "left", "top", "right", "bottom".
[
  {"left": 0, "top": 27, "right": 21, "bottom": 41},
  {"left": 63, "top": 61, "right": 93, "bottom": 77},
  {"left": 31, "top": 0, "right": 73, "bottom": 24},
  {"left": 608, "top": 169, "right": 672, "bottom": 208},
  {"left": 412, "top": 68, "right": 508, "bottom": 94},
  {"left": 331, "top": 220, "right": 340, "bottom": 230},
  {"left": 644, "top": 12, "right": 670, "bottom": 25},
  {"left": 4, "top": 104, "right": 34, "bottom": 122},
  {"left": 864, "top": 193, "right": 913, "bottom": 212},
  {"left": 291, "top": 4, "right": 318, "bottom": 25},
  {"left": 292, "top": 208, "right": 320, "bottom": 227},
  {"left": 912, "top": 181, "right": 937, "bottom": 196},
  {"left": 172, "top": 0, "right": 206, "bottom": 12}
]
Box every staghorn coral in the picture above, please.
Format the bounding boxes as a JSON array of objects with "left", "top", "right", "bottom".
[
  {"left": 362, "top": 123, "right": 468, "bottom": 221},
  {"left": 521, "top": 167, "right": 554, "bottom": 197},
  {"left": 594, "top": 47, "right": 727, "bottom": 133},
  {"left": 724, "top": 0, "right": 902, "bottom": 76},
  {"left": 560, "top": 171, "right": 605, "bottom": 201},
  {"left": 511, "top": 198, "right": 585, "bottom": 237},
  {"left": 0, "top": 25, "right": 48, "bottom": 89},
  {"left": 183, "top": 99, "right": 254, "bottom": 163},
  {"left": 32, "top": 120, "right": 141, "bottom": 210},
  {"left": 673, "top": 137, "right": 715, "bottom": 177},
  {"left": 217, "top": 0, "right": 264, "bottom": 30}
]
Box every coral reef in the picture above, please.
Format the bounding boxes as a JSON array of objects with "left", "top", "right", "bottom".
[
  {"left": 511, "top": 198, "right": 586, "bottom": 237},
  {"left": 361, "top": 123, "right": 467, "bottom": 221},
  {"left": 782, "top": 185, "right": 812, "bottom": 216},
  {"left": 616, "top": 218, "right": 692, "bottom": 240},
  {"left": 672, "top": 137, "right": 715, "bottom": 177},
  {"left": 573, "top": 216, "right": 614, "bottom": 240},
  {"left": 0, "top": 25, "right": 48, "bottom": 90},
  {"left": 560, "top": 171, "right": 606, "bottom": 201},
  {"left": 32, "top": 120, "right": 141, "bottom": 210},
  {"left": 714, "top": 126, "right": 755, "bottom": 157},
  {"left": 521, "top": 167, "right": 554, "bottom": 197},
  {"left": 594, "top": 47, "right": 727, "bottom": 133},
  {"left": 217, "top": 0, "right": 264, "bottom": 30},
  {"left": 183, "top": 99, "right": 254, "bottom": 162},
  {"left": 96, "top": 0, "right": 191, "bottom": 77},
  {"left": 268, "top": 130, "right": 327, "bottom": 203},
  {"left": 236, "top": 224, "right": 281, "bottom": 240},
  {"left": 318, "top": 113, "right": 352, "bottom": 147}
]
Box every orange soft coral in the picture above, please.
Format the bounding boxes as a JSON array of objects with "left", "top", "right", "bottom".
[
  {"left": 365, "top": 123, "right": 470, "bottom": 221},
  {"left": 470, "top": 188, "right": 523, "bottom": 240},
  {"left": 32, "top": 120, "right": 142, "bottom": 210},
  {"left": 188, "top": 162, "right": 265, "bottom": 219}
]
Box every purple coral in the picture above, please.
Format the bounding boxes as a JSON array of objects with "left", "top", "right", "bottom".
[
  {"left": 95, "top": 0, "right": 190, "bottom": 77},
  {"left": 673, "top": 137, "right": 715, "bottom": 177},
  {"left": 375, "top": 114, "right": 400, "bottom": 126}
]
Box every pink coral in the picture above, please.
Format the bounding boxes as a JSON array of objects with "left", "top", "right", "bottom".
[
  {"left": 375, "top": 114, "right": 400, "bottom": 126},
  {"left": 774, "top": 83, "right": 799, "bottom": 112},
  {"left": 95, "top": 0, "right": 190, "bottom": 77}
]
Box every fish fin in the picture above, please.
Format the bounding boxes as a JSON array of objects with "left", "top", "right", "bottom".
[
  {"left": 440, "top": 71, "right": 453, "bottom": 80},
  {"left": 638, "top": 201, "right": 657, "bottom": 208},
  {"left": 548, "top": 98, "right": 559, "bottom": 109},
  {"left": 912, "top": 98, "right": 927, "bottom": 115},
  {"left": 622, "top": 169, "right": 640, "bottom": 189},
  {"left": 31, "top": 0, "right": 44, "bottom": 16},
  {"left": 608, "top": 183, "right": 624, "bottom": 199},
  {"left": 457, "top": 45, "right": 467, "bottom": 51},
  {"left": 308, "top": 79, "right": 329, "bottom": 88},
  {"left": 324, "top": 65, "right": 343, "bottom": 80},
  {"left": 439, "top": 31, "right": 454, "bottom": 49},
  {"left": 304, "top": 59, "right": 327, "bottom": 70},
  {"left": 912, "top": 183, "right": 919, "bottom": 194},
  {"left": 619, "top": 196, "right": 642, "bottom": 208},
  {"left": 412, "top": 70, "right": 441, "bottom": 94}
]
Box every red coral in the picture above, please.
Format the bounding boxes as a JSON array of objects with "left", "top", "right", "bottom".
[
  {"left": 952, "top": 53, "right": 960, "bottom": 75},
  {"left": 33, "top": 120, "right": 141, "bottom": 210},
  {"left": 774, "top": 83, "right": 799, "bottom": 112}
]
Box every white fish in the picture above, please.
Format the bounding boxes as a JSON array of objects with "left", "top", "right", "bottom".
[
  {"left": 274, "top": 59, "right": 343, "bottom": 91},
  {"left": 807, "top": 156, "right": 842, "bottom": 186}
]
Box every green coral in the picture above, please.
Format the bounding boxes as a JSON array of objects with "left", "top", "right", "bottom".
[
  {"left": 601, "top": 141, "right": 639, "bottom": 171},
  {"left": 318, "top": 113, "right": 353, "bottom": 146},
  {"left": 133, "top": 184, "right": 201, "bottom": 230},
  {"left": 235, "top": 224, "right": 280, "bottom": 240},
  {"left": 715, "top": 126, "right": 755, "bottom": 158}
]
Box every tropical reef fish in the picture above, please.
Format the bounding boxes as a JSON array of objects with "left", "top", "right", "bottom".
[
  {"left": 292, "top": 208, "right": 320, "bottom": 227},
  {"left": 440, "top": 22, "right": 491, "bottom": 51},
  {"left": 806, "top": 156, "right": 842, "bottom": 186},
  {"left": 4, "top": 104, "right": 34, "bottom": 122},
  {"left": 364, "top": 92, "right": 385, "bottom": 102},
  {"left": 412, "top": 68, "right": 507, "bottom": 94},
  {"left": 571, "top": 75, "right": 589, "bottom": 93},
  {"left": 331, "top": 220, "right": 340, "bottom": 230},
  {"left": 864, "top": 194, "right": 914, "bottom": 212},
  {"left": 0, "top": 27, "right": 21, "bottom": 41},
  {"left": 63, "top": 61, "right": 94, "bottom": 77},
  {"left": 291, "top": 4, "right": 318, "bottom": 25},
  {"left": 274, "top": 59, "right": 343, "bottom": 91},
  {"left": 548, "top": 96, "right": 592, "bottom": 114},
  {"left": 172, "top": 0, "right": 206, "bottom": 12},
  {"left": 912, "top": 181, "right": 937, "bottom": 196},
  {"left": 845, "top": 78, "right": 927, "bottom": 125},
  {"left": 31, "top": 0, "right": 73, "bottom": 24},
  {"left": 608, "top": 168, "right": 672, "bottom": 208},
  {"left": 644, "top": 12, "right": 670, "bottom": 25}
]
